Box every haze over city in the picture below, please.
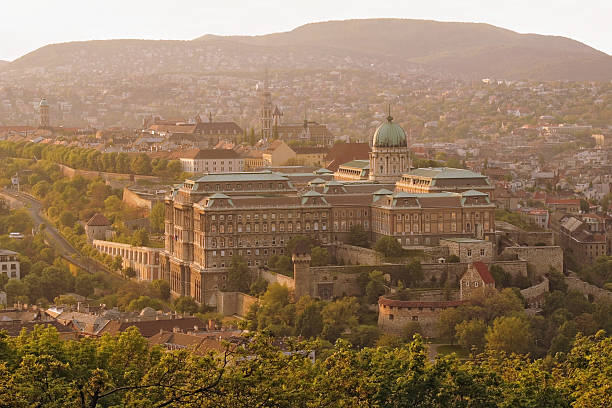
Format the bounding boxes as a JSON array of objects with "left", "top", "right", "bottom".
[{"left": 1, "top": 0, "right": 611, "bottom": 61}]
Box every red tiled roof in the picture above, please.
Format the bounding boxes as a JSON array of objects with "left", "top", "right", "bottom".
[
  {"left": 546, "top": 198, "right": 580, "bottom": 205},
  {"left": 325, "top": 143, "right": 370, "bottom": 171},
  {"left": 86, "top": 213, "right": 111, "bottom": 227},
  {"left": 472, "top": 261, "right": 495, "bottom": 284},
  {"left": 100, "top": 317, "right": 205, "bottom": 338}
]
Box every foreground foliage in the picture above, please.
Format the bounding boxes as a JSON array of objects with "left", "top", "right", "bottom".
[{"left": 0, "top": 325, "right": 609, "bottom": 407}]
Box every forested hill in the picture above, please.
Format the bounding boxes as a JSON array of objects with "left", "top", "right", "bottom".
[{"left": 5, "top": 19, "right": 612, "bottom": 81}]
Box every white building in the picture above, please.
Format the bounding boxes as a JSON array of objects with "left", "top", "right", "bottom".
[
  {"left": 0, "top": 249, "right": 20, "bottom": 280},
  {"left": 179, "top": 149, "right": 244, "bottom": 173}
]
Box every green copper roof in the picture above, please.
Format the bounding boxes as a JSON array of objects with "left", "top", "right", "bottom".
[
  {"left": 373, "top": 115, "right": 407, "bottom": 147},
  {"left": 340, "top": 160, "right": 370, "bottom": 169}
]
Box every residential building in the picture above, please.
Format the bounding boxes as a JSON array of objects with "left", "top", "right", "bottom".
[
  {"left": 262, "top": 140, "right": 296, "bottom": 166},
  {"left": 459, "top": 261, "right": 495, "bottom": 299},
  {"left": 85, "top": 213, "right": 112, "bottom": 242},
  {"left": 0, "top": 249, "right": 20, "bottom": 280},
  {"left": 439, "top": 238, "right": 493, "bottom": 263},
  {"left": 559, "top": 216, "right": 607, "bottom": 266},
  {"left": 178, "top": 148, "right": 244, "bottom": 173}
]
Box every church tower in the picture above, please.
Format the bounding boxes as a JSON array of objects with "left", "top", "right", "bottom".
[
  {"left": 369, "top": 108, "right": 411, "bottom": 182},
  {"left": 260, "top": 70, "right": 273, "bottom": 140},
  {"left": 39, "top": 97, "right": 49, "bottom": 128}
]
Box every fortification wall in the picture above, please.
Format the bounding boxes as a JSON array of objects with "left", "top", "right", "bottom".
[
  {"left": 501, "top": 246, "right": 563, "bottom": 277},
  {"left": 215, "top": 291, "right": 258, "bottom": 316},
  {"left": 259, "top": 270, "right": 295, "bottom": 289},
  {"left": 505, "top": 231, "right": 554, "bottom": 246},
  {"left": 520, "top": 277, "right": 549, "bottom": 308},
  {"left": 123, "top": 188, "right": 154, "bottom": 209},
  {"left": 333, "top": 244, "right": 382, "bottom": 265},
  {"left": 58, "top": 164, "right": 162, "bottom": 184},
  {"left": 565, "top": 275, "right": 612, "bottom": 302},
  {"left": 491, "top": 260, "right": 528, "bottom": 277}
]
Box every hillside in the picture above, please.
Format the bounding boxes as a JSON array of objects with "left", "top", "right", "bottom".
[
  {"left": 197, "top": 19, "right": 612, "bottom": 80},
  {"left": 3, "top": 19, "right": 612, "bottom": 81}
]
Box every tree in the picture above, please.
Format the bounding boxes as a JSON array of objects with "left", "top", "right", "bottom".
[
  {"left": 402, "top": 321, "right": 422, "bottom": 340},
  {"left": 486, "top": 316, "right": 534, "bottom": 354},
  {"left": 321, "top": 297, "right": 359, "bottom": 342},
  {"left": 310, "top": 246, "right": 330, "bottom": 267},
  {"left": 59, "top": 210, "right": 76, "bottom": 228},
  {"left": 348, "top": 224, "right": 369, "bottom": 247},
  {"left": 249, "top": 277, "right": 268, "bottom": 297},
  {"left": 74, "top": 273, "right": 95, "bottom": 297},
  {"left": 455, "top": 319, "right": 487, "bottom": 353},
  {"left": 149, "top": 201, "right": 165, "bottom": 233},
  {"left": 122, "top": 267, "right": 137, "bottom": 280},
  {"left": 174, "top": 296, "right": 199, "bottom": 314},
  {"left": 365, "top": 270, "right": 386, "bottom": 304},
  {"left": 273, "top": 255, "right": 293, "bottom": 276},
  {"left": 131, "top": 153, "right": 152, "bottom": 175},
  {"left": 111, "top": 255, "right": 123, "bottom": 272},
  {"left": 295, "top": 298, "right": 323, "bottom": 338},
  {"left": 131, "top": 229, "right": 149, "bottom": 246},
  {"left": 374, "top": 236, "right": 404, "bottom": 258},
  {"left": 151, "top": 279, "right": 170, "bottom": 300},
  {"left": 226, "top": 255, "right": 250, "bottom": 292}
]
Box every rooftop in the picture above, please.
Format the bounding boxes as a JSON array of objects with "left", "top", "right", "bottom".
[
  {"left": 404, "top": 167, "right": 487, "bottom": 180},
  {"left": 192, "top": 171, "right": 288, "bottom": 183}
]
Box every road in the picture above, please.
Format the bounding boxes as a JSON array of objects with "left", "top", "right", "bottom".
[{"left": 1, "top": 189, "right": 108, "bottom": 274}]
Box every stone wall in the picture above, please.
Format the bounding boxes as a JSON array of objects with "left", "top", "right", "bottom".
[
  {"left": 123, "top": 187, "right": 155, "bottom": 209},
  {"left": 491, "top": 260, "right": 528, "bottom": 277},
  {"left": 500, "top": 246, "right": 563, "bottom": 277},
  {"left": 58, "top": 164, "right": 162, "bottom": 184},
  {"left": 309, "top": 266, "right": 363, "bottom": 298},
  {"left": 215, "top": 291, "right": 259, "bottom": 317},
  {"left": 504, "top": 231, "right": 554, "bottom": 246},
  {"left": 259, "top": 270, "right": 295, "bottom": 289},
  {"left": 378, "top": 297, "right": 463, "bottom": 337},
  {"left": 520, "top": 277, "right": 549, "bottom": 308},
  {"left": 333, "top": 244, "right": 383, "bottom": 265},
  {"left": 565, "top": 274, "right": 612, "bottom": 303}
]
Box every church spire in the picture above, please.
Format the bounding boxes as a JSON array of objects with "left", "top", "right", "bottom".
[{"left": 387, "top": 104, "right": 393, "bottom": 122}]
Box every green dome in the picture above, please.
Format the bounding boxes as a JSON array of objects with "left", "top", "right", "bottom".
[{"left": 373, "top": 115, "right": 407, "bottom": 147}]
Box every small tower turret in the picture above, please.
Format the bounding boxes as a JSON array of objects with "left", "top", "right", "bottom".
[{"left": 292, "top": 240, "right": 312, "bottom": 300}]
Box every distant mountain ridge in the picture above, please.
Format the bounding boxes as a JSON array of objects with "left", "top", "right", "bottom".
[{"left": 5, "top": 19, "right": 612, "bottom": 80}]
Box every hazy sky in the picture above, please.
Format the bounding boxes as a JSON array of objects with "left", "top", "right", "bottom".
[{"left": 1, "top": 0, "right": 610, "bottom": 61}]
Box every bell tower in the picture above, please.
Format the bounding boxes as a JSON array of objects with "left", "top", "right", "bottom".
[{"left": 39, "top": 97, "right": 49, "bottom": 128}]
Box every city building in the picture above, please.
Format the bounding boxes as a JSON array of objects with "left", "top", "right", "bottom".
[
  {"left": 439, "top": 237, "right": 493, "bottom": 263},
  {"left": 178, "top": 148, "right": 244, "bottom": 173},
  {"left": 459, "top": 261, "right": 495, "bottom": 299},
  {"left": 0, "top": 249, "right": 20, "bottom": 280},
  {"left": 85, "top": 213, "right": 112, "bottom": 242},
  {"left": 262, "top": 140, "right": 296, "bottom": 166},
  {"left": 559, "top": 216, "right": 607, "bottom": 265},
  {"left": 160, "top": 161, "right": 495, "bottom": 302}
]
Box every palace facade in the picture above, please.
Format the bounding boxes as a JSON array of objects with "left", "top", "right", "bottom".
[{"left": 160, "top": 117, "right": 496, "bottom": 304}]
